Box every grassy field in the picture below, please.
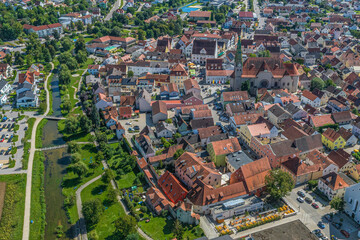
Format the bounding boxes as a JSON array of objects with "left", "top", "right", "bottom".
[
  {"left": 81, "top": 178, "right": 126, "bottom": 240},
  {"left": 29, "top": 151, "right": 46, "bottom": 240},
  {"left": 62, "top": 144, "right": 104, "bottom": 224},
  {"left": 58, "top": 119, "right": 92, "bottom": 142},
  {"left": 117, "top": 171, "right": 137, "bottom": 189},
  {"left": 22, "top": 117, "right": 36, "bottom": 169},
  {"left": 138, "top": 213, "right": 204, "bottom": 240},
  {"left": 35, "top": 119, "right": 48, "bottom": 148},
  {"left": 0, "top": 174, "right": 26, "bottom": 240}
]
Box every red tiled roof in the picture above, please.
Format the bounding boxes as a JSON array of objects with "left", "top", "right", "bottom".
[{"left": 158, "top": 171, "right": 188, "bottom": 204}]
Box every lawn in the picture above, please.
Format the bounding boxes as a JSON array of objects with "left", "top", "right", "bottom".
[
  {"left": 30, "top": 151, "right": 46, "bottom": 240},
  {"left": 81, "top": 178, "right": 126, "bottom": 240},
  {"left": 0, "top": 174, "right": 26, "bottom": 240},
  {"left": 117, "top": 171, "right": 137, "bottom": 190},
  {"left": 138, "top": 213, "right": 204, "bottom": 240},
  {"left": 22, "top": 117, "right": 36, "bottom": 169},
  {"left": 35, "top": 119, "right": 48, "bottom": 148},
  {"left": 58, "top": 119, "right": 92, "bottom": 142},
  {"left": 62, "top": 144, "right": 104, "bottom": 224}
]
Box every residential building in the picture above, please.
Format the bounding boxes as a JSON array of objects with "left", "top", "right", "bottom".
[
  {"left": 318, "top": 172, "right": 349, "bottom": 200},
  {"left": 152, "top": 100, "right": 168, "bottom": 124},
  {"left": 344, "top": 183, "right": 360, "bottom": 224},
  {"left": 321, "top": 128, "right": 346, "bottom": 150},
  {"left": 207, "top": 138, "right": 241, "bottom": 167}
]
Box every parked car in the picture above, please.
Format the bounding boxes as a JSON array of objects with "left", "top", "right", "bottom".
[
  {"left": 331, "top": 235, "right": 338, "bottom": 240},
  {"left": 297, "top": 197, "right": 304, "bottom": 203},
  {"left": 0, "top": 150, "right": 4, "bottom": 155},
  {"left": 5, "top": 134, "right": 9, "bottom": 139},
  {"left": 297, "top": 191, "right": 305, "bottom": 198},
  {"left": 340, "top": 230, "right": 350, "bottom": 238},
  {"left": 125, "top": 122, "right": 132, "bottom": 125},
  {"left": 305, "top": 197, "right": 312, "bottom": 204},
  {"left": 318, "top": 221, "right": 325, "bottom": 229},
  {"left": 325, "top": 214, "right": 332, "bottom": 222},
  {"left": 331, "top": 222, "right": 341, "bottom": 229},
  {"left": 128, "top": 127, "right": 134, "bottom": 131},
  {"left": 312, "top": 203, "right": 319, "bottom": 209},
  {"left": 133, "top": 126, "right": 140, "bottom": 130}
]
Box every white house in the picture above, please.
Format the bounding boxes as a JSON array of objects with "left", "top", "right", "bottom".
[
  {"left": 344, "top": 182, "right": 360, "bottom": 224},
  {"left": 116, "top": 122, "right": 125, "bottom": 139},
  {"left": 317, "top": 172, "right": 349, "bottom": 200},
  {"left": 301, "top": 90, "right": 321, "bottom": 108}
]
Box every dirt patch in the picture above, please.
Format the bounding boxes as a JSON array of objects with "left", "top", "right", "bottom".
[
  {"left": 0, "top": 182, "right": 6, "bottom": 220},
  {"left": 251, "top": 219, "right": 317, "bottom": 240}
]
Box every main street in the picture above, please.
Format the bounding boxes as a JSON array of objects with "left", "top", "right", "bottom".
[{"left": 253, "top": 0, "right": 266, "bottom": 29}]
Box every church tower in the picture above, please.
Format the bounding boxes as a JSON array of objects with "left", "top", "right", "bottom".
[{"left": 231, "top": 33, "right": 243, "bottom": 91}]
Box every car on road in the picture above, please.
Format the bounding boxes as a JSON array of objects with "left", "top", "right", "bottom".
[
  {"left": 297, "top": 197, "right": 304, "bottom": 203},
  {"left": 330, "top": 236, "right": 338, "bottom": 240},
  {"left": 318, "top": 221, "right": 325, "bottom": 229},
  {"left": 297, "top": 191, "right": 305, "bottom": 198},
  {"left": 305, "top": 197, "right": 313, "bottom": 204},
  {"left": 312, "top": 202, "right": 319, "bottom": 209},
  {"left": 340, "top": 230, "right": 350, "bottom": 238}
]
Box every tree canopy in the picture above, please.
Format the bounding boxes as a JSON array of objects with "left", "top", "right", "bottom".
[{"left": 265, "top": 169, "right": 294, "bottom": 200}]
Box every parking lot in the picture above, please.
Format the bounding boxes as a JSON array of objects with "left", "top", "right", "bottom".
[
  {"left": 0, "top": 111, "right": 28, "bottom": 170},
  {"left": 285, "top": 185, "right": 360, "bottom": 240}
]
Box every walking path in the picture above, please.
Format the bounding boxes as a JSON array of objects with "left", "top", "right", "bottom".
[
  {"left": 22, "top": 62, "right": 54, "bottom": 240},
  {"left": 75, "top": 174, "right": 103, "bottom": 240},
  {"left": 101, "top": 160, "right": 152, "bottom": 240}
]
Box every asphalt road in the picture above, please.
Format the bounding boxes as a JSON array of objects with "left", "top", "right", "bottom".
[{"left": 104, "top": 0, "right": 123, "bottom": 21}]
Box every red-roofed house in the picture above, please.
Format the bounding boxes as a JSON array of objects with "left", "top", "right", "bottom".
[
  {"left": 23, "top": 23, "right": 63, "bottom": 38},
  {"left": 158, "top": 171, "right": 188, "bottom": 204},
  {"left": 301, "top": 90, "right": 320, "bottom": 107}
]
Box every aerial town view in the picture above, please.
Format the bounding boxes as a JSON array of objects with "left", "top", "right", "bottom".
[{"left": 1, "top": 0, "right": 360, "bottom": 239}]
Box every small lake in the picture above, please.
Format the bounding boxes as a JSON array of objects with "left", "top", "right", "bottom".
[{"left": 43, "top": 73, "right": 72, "bottom": 240}]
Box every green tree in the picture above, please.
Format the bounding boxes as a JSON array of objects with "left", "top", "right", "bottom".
[
  {"left": 265, "top": 169, "right": 294, "bottom": 200},
  {"left": 107, "top": 187, "right": 118, "bottom": 205},
  {"left": 125, "top": 233, "right": 139, "bottom": 240},
  {"left": 325, "top": 79, "right": 336, "bottom": 88},
  {"left": 82, "top": 199, "right": 104, "bottom": 226},
  {"left": 310, "top": 77, "right": 325, "bottom": 91},
  {"left": 76, "top": 50, "right": 87, "bottom": 64},
  {"left": 59, "top": 64, "right": 71, "bottom": 85},
  {"left": 61, "top": 37, "right": 73, "bottom": 51},
  {"left": 115, "top": 215, "right": 138, "bottom": 238},
  {"left": 68, "top": 141, "right": 80, "bottom": 153},
  {"left": 71, "top": 152, "right": 82, "bottom": 163},
  {"left": 173, "top": 149, "right": 185, "bottom": 160},
  {"left": 173, "top": 220, "right": 184, "bottom": 240},
  {"left": 102, "top": 169, "right": 114, "bottom": 183},
  {"left": 75, "top": 36, "right": 86, "bottom": 53},
  {"left": 72, "top": 161, "right": 88, "bottom": 178},
  {"left": 330, "top": 196, "right": 345, "bottom": 211},
  {"left": 64, "top": 116, "right": 79, "bottom": 133},
  {"left": 128, "top": 70, "right": 134, "bottom": 78},
  {"left": 111, "top": 26, "right": 122, "bottom": 36}
]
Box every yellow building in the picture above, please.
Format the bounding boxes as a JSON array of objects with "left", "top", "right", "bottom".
[
  {"left": 321, "top": 128, "right": 346, "bottom": 150},
  {"left": 348, "top": 163, "right": 360, "bottom": 181},
  {"left": 169, "top": 63, "right": 188, "bottom": 89}
]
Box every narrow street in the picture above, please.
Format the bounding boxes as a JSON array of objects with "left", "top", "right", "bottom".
[{"left": 104, "top": 0, "right": 123, "bottom": 21}]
